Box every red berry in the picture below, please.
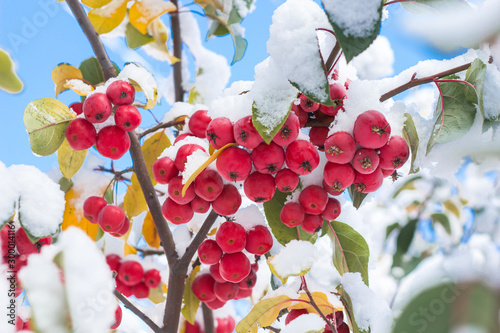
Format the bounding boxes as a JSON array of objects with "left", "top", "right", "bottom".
[
  {"left": 83, "top": 196, "right": 107, "bottom": 223},
  {"left": 144, "top": 269, "right": 162, "bottom": 288},
  {"left": 69, "top": 102, "right": 83, "bottom": 115},
  {"left": 188, "top": 109, "right": 212, "bottom": 138},
  {"left": 214, "top": 281, "right": 239, "bottom": 302},
  {"left": 185, "top": 321, "right": 202, "bottom": 333},
  {"left": 211, "top": 184, "right": 242, "bottom": 216},
  {"left": 216, "top": 221, "right": 247, "bottom": 254},
  {"left": 216, "top": 316, "right": 236, "bottom": 333},
  {"left": 210, "top": 263, "right": 226, "bottom": 283},
  {"left": 285, "top": 309, "right": 309, "bottom": 325},
  {"left": 192, "top": 273, "right": 216, "bottom": 302},
  {"left": 114, "top": 105, "right": 142, "bottom": 132},
  {"left": 16, "top": 228, "right": 38, "bottom": 255},
  {"left": 291, "top": 102, "right": 308, "bottom": 127},
  {"left": 106, "top": 80, "right": 135, "bottom": 106},
  {"left": 206, "top": 117, "right": 235, "bottom": 149},
  {"left": 219, "top": 252, "right": 251, "bottom": 283},
  {"left": 285, "top": 140, "right": 320, "bottom": 175},
  {"left": 322, "top": 198, "right": 341, "bottom": 221},
  {"left": 244, "top": 172, "right": 276, "bottom": 203},
  {"left": 105, "top": 254, "right": 121, "bottom": 273},
  {"left": 96, "top": 126, "right": 131, "bottom": 160},
  {"left": 245, "top": 225, "right": 273, "bottom": 255},
  {"left": 233, "top": 115, "right": 263, "bottom": 149},
  {"left": 190, "top": 196, "right": 211, "bottom": 214},
  {"left": 353, "top": 168, "right": 384, "bottom": 193},
  {"left": 111, "top": 306, "right": 122, "bottom": 329},
  {"left": 378, "top": 136, "right": 410, "bottom": 169},
  {"left": 381, "top": 168, "right": 396, "bottom": 177},
  {"left": 118, "top": 260, "right": 144, "bottom": 286},
  {"left": 83, "top": 92, "right": 113, "bottom": 123},
  {"left": 194, "top": 169, "right": 224, "bottom": 202},
  {"left": 323, "top": 179, "right": 343, "bottom": 196},
  {"left": 251, "top": 142, "right": 285, "bottom": 174},
  {"left": 174, "top": 133, "right": 195, "bottom": 144},
  {"left": 198, "top": 239, "right": 223, "bottom": 265},
  {"left": 111, "top": 217, "right": 130, "bottom": 237},
  {"left": 337, "top": 322, "right": 349, "bottom": 333},
  {"left": 309, "top": 126, "right": 329, "bottom": 150},
  {"left": 299, "top": 185, "right": 328, "bottom": 215},
  {"left": 168, "top": 175, "right": 196, "bottom": 205},
  {"left": 280, "top": 202, "right": 305, "bottom": 227},
  {"left": 0, "top": 227, "right": 10, "bottom": 258},
  {"left": 162, "top": 197, "right": 194, "bottom": 225},
  {"left": 234, "top": 286, "right": 252, "bottom": 299},
  {"left": 216, "top": 147, "right": 252, "bottom": 182},
  {"left": 352, "top": 148, "right": 380, "bottom": 174},
  {"left": 301, "top": 214, "right": 324, "bottom": 234},
  {"left": 272, "top": 112, "right": 300, "bottom": 146},
  {"left": 275, "top": 168, "right": 300, "bottom": 192},
  {"left": 97, "top": 205, "right": 125, "bottom": 233},
  {"left": 174, "top": 144, "right": 206, "bottom": 172},
  {"left": 324, "top": 131, "right": 357, "bottom": 164},
  {"left": 299, "top": 94, "right": 320, "bottom": 112},
  {"left": 153, "top": 157, "right": 179, "bottom": 184},
  {"left": 65, "top": 118, "right": 97, "bottom": 150},
  {"left": 323, "top": 162, "right": 355, "bottom": 192},
  {"left": 205, "top": 297, "right": 226, "bottom": 310},
  {"left": 132, "top": 281, "right": 150, "bottom": 299},
  {"left": 116, "top": 278, "right": 133, "bottom": 297},
  {"left": 319, "top": 83, "right": 347, "bottom": 117},
  {"left": 353, "top": 110, "right": 391, "bottom": 149},
  {"left": 239, "top": 268, "right": 257, "bottom": 290}
]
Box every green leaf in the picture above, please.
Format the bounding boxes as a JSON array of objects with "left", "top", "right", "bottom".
[
  {"left": 181, "top": 266, "right": 201, "bottom": 325},
  {"left": 58, "top": 138, "right": 87, "bottom": 179},
  {"left": 464, "top": 58, "right": 486, "bottom": 119},
  {"left": 326, "top": 221, "right": 370, "bottom": 285},
  {"left": 79, "top": 57, "right": 120, "bottom": 86},
  {"left": 431, "top": 213, "right": 451, "bottom": 235},
  {"left": 348, "top": 185, "right": 368, "bottom": 209},
  {"left": 227, "top": 0, "right": 252, "bottom": 25},
  {"left": 385, "top": 222, "right": 400, "bottom": 239},
  {"left": 263, "top": 190, "right": 317, "bottom": 246},
  {"left": 252, "top": 102, "right": 291, "bottom": 145},
  {"left": 402, "top": 113, "right": 420, "bottom": 174},
  {"left": 0, "top": 48, "right": 23, "bottom": 93},
  {"left": 392, "top": 282, "right": 500, "bottom": 333},
  {"left": 58, "top": 177, "right": 73, "bottom": 193},
  {"left": 231, "top": 33, "right": 248, "bottom": 65},
  {"left": 323, "top": 1, "right": 383, "bottom": 63},
  {"left": 23, "top": 98, "right": 75, "bottom": 156},
  {"left": 207, "top": 21, "right": 229, "bottom": 37},
  {"left": 392, "top": 175, "right": 423, "bottom": 198},
  {"left": 392, "top": 219, "right": 418, "bottom": 269},
  {"left": 125, "top": 22, "right": 154, "bottom": 49},
  {"left": 426, "top": 76, "right": 478, "bottom": 154},
  {"left": 337, "top": 285, "right": 361, "bottom": 333}
]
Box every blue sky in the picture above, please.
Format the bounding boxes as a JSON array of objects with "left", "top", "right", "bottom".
[{"left": 0, "top": 0, "right": 463, "bottom": 174}]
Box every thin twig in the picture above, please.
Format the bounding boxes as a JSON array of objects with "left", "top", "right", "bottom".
[
  {"left": 134, "top": 247, "right": 166, "bottom": 256},
  {"left": 202, "top": 302, "right": 215, "bottom": 333},
  {"left": 325, "top": 42, "right": 341, "bottom": 74},
  {"left": 302, "top": 281, "right": 337, "bottom": 333},
  {"left": 263, "top": 326, "right": 281, "bottom": 333},
  {"left": 139, "top": 120, "right": 186, "bottom": 139},
  {"left": 114, "top": 289, "right": 162, "bottom": 333}
]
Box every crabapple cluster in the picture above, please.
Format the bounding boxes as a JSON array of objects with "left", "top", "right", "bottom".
[
  {"left": 285, "top": 309, "right": 348, "bottom": 333},
  {"left": 106, "top": 254, "right": 162, "bottom": 300},
  {"left": 65, "top": 80, "right": 141, "bottom": 159},
  {"left": 184, "top": 316, "right": 236, "bottom": 333},
  {"left": 83, "top": 196, "right": 130, "bottom": 237},
  {"left": 191, "top": 220, "right": 272, "bottom": 310}
]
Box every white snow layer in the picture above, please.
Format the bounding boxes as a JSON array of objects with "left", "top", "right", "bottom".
[
  {"left": 323, "top": 0, "right": 382, "bottom": 37},
  {"left": 0, "top": 162, "right": 18, "bottom": 225},
  {"left": 269, "top": 240, "right": 318, "bottom": 279},
  {"left": 281, "top": 313, "right": 325, "bottom": 333},
  {"left": 350, "top": 36, "right": 394, "bottom": 80}
]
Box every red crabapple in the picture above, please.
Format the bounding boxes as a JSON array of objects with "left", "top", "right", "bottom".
[
  {"left": 198, "top": 239, "right": 223, "bottom": 265},
  {"left": 211, "top": 184, "right": 242, "bottom": 216},
  {"left": 111, "top": 217, "right": 130, "bottom": 237},
  {"left": 275, "top": 168, "right": 300, "bottom": 192},
  {"left": 353, "top": 168, "right": 384, "bottom": 193},
  {"left": 96, "top": 126, "right": 131, "bottom": 160},
  {"left": 16, "top": 228, "right": 38, "bottom": 255},
  {"left": 216, "top": 316, "right": 236, "bottom": 333},
  {"left": 353, "top": 110, "right": 391, "bottom": 149},
  {"left": 188, "top": 109, "right": 212, "bottom": 138},
  {"left": 301, "top": 214, "right": 324, "bottom": 234},
  {"left": 214, "top": 281, "right": 239, "bottom": 302},
  {"left": 174, "top": 133, "right": 194, "bottom": 144},
  {"left": 299, "top": 94, "right": 319, "bottom": 112},
  {"left": 83, "top": 196, "right": 108, "bottom": 223},
  {"left": 309, "top": 126, "right": 329, "bottom": 150},
  {"left": 239, "top": 268, "right": 257, "bottom": 290},
  {"left": 114, "top": 105, "right": 142, "bottom": 132},
  {"left": 206, "top": 117, "right": 235, "bottom": 149},
  {"left": 299, "top": 185, "right": 328, "bottom": 215},
  {"left": 69, "top": 102, "right": 83, "bottom": 115},
  {"left": 324, "top": 131, "right": 357, "bottom": 164},
  {"left": 322, "top": 198, "right": 342, "bottom": 221},
  {"left": 162, "top": 197, "right": 194, "bottom": 225},
  {"left": 216, "top": 147, "right": 252, "bottom": 182},
  {"left": 192, "top": 273, "right": 216, "bottom": 302},
  {"left": 168, "top": 176, "right": 196, "bottom": 205},
  {"left": 272, "top": 112, "right": 300, "bottom": 146},
  {"left": 216, "top": 221, "right": 247, "bottom": 254},
  {"left": 219, "top": 252, "right": 251, "bottom": 283},
  {"left": 285, "top": 140, "right": 320, "bottom": 175},
  {"left": 144, "top": 269, "right": 162, "bottom": 288},
  {"left": 251, "top": 142, "right": 285, "bottom": 174},
  {"left": 118, "top": 260, "right": 144, "bottom": 286},
  {"left": 210, "top": 263, "right": 226, "bottom": 283},
  {"left": 319, "top": 83, "right": 347, "bottom": 117},
  {"left": 106, "top": 80, "right": 135, "bottom": 106},
  {"left": 83, "top": 92, "right": 113, "bottom": 123},
  {"left": 152, "top": 157, "right": 179, "bottom": 184},
  {"left": 65, "top": 118, "right": 97, "bottom": 150},
  {"left": 291, "top": 102, "right": 308, "bottom": 127},
  {"left": 190, "top": 196, "right": 211, "bottom": 214},
  {"left": 132, "top": 282, "right": 150, "bottom": 299},
  {"left": 233, "top": 115, "right": 263, "bottom": 149},
  {"left": 280, "top": 202, "right": 305, "bottom": 227},
  {"left": 378, "top": 135, "right": 410, "bottom": 169},
  {"left": 194, "top": 169, "right": 224, "bottom": 202},
  {"left": 323, "top": 162, "right": 355, "bottom": 192},
  {"left": 116, "top": 278, "right": 133, "bottom": 297},
  {"left": 174, "top": 144, "right": 206, "bottom": 172},
  {"left": 111, "top": 305, "right": 122, "bottom": 329},
  {"left": 244, "top": 172, "right": 275, "bottom": 203},
  {"left": 97, "top": 205, "right": 126, "bottom": 233},
  {"left": 205, "top": 298, "right": 226, "bottom": 310},
  {"left": 245, "top": 225, "right": 273, "bottom": 255},
  {"left": 105, "top": 254, "right": 121, "bottom": 273},
  {"left": 352, "top": 148, "right": 380, "bottom": 174}
]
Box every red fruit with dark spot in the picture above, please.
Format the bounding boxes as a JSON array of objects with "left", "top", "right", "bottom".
[
  {"left": 309, "top": 126, "right": 329, "bottom": 151},
  {"left": 285, "top": 309, "right": 309, "bottom": 325},
  {"left": 194, "top": 169, "right": 224, "bottom": 202},
  {"left": 96, "top": 126, "right": 131, "bottom": 160},
  {"left": 174, "top": 144, "right": 206, "bottom": 172},
  {"left": 233, "top": 115, "right": 263, "bottom": 149},
  {"left": 245, "top": 225, "right": 273, "bottom": 255},
  {"left": 301, "top": 214, "right": 324, "bottom": 234},
  {"left": 205, "top": 297, "right": 226, "bottom": 310},
  {"left": 216, "top": 221, "right": 246, "bottom": 254},
  {"left": 214, "top": 281, "right": 239, "bottom": 302},
  {"left": 65, "top": 118, "right": 97, "bottom": 150},
  {"left": 83, "top": 92, "right": 113, "bottom": 123},
  {"left": 114, "top": 105, "right": 142, "bottom": 132},
  {"left": 153, "top": 157, "right": 179, "bottom": 184},
  {"left": 185, "top": 321, "right": 202, "bottom": 333},
  {"left": 251, "top": 141, "right": 285, "bottom": 174},
  {"left": 168, "top": 175, "right": 196, "bottom": 205},
  {"left": 324, "top": 131, "right": 357, "bottom": 164},
  {"left": 210, "top": 263, "right": 226, "bottom": 283},
  {"left": 337, "top": 322, "right": 349, "bottom": 333},
  {"left": 353, "top": 168, "right": 384, "bottom": 193},
  {"left": 352, "top": 148, "right": 380, "bottom": 174},
  {"left": 323, "top": 179, "right": 344, "bottom": 196},
  {"left": 198, "top": 239, "right": 223, "bottom": 265},
  {"left": 280, "top": 202, "right": 305, "bottom": 227},
  {"left": 322, "top": 198, "right": 342, "bottom": 221},
  {"left": 323, "top": 162, "right": 355, "bottom": 192},
  {"left": 162, "top": 197, "right": 194, "bottom": 225},
  {"left": 353, "top": 110, "right": 391, "bottom": 149},
  {"left": 219, "top": 252, "right": 251, "bottom": 283},
  {"left": 291, "top": 102, "right": 308, "bottom": 127},
  {"left": 244, "top": 172, "right": 275, "bottom": 203},
  {"left": 211, "top": 184, "right": 242, "bottom": 216},
  {"left": 116, "top": 278, "right": 133, "bottom": 297},
  {"left": 111, "top": 217, "right": 130, "bottom": 237},
  {"left": 132, "top": 281, "right": 150, "bottom": 299},
  {"left": 192, "top": 273, "right": 216, "bottom": 302},
  {"left": 144, "top": 269, "right": 161, "bottom": 288},
  {"left": 378, "top": 135, "right": 410, "bottom": 169},
  {"left": 69, "top": 102, "right": 83, "bottom": 115},
  {"left": 285, "top": 140, "right": 320, "bottom": 175},
  {"left": 83, "top": 196, "right": 108, "bottom": 223},
  {"left": 111, "top": 305, "right": 123, "bottom": 329},
  {"left": 239, "top": 268, "right": 257, "bottom": 290},
  {"left": 118, "top": 260, "right": 144, "bottom": 286},
  {"left": 216, "top": 147, "right": 252, "bottom": 182},
  {"left": 382, "top": 168, "right": 396, "bottom": 177},
  {"left": 275, "top": 168, "right": 300, "bottom": 193},
  {"left": 319, "top": 83, "right": 347, "bottom": 117},
  {"left": 188, "top": 109, "right": 212, "bottom": 138},
  {"left": 106, "top": 254, "right": 121, "bottom": 273},
  {"left": 299, "top": 94, "right": 319, "bottom": 112},
  {"left": 272, "top": 112, "right": 300, "bottom": 146},
  {"left": 97, "top": 205, "right": 125, "bottom": 233},
  {"left": 190, "top": 196, "right": 210, "bottom": 214},
  {"left": 106, "top": 80, "right": 135, "bottom": 106},
  {"left": 299, "top": 185, "right": 328, "bottom": 215},
  {"left": 206, "top": 117, "right": 235, "bottom": 149}
]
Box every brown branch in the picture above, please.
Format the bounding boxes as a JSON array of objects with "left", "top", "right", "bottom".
[
  {"left": 139, "top": 119, "right": 186, "bottom": 139},
  {"left": 114, "top": 289, "right": 162, "bottom": 333},
  {"left": 303, "top": 284, "right": 337, "bottom": 333},
  {"left": 170, "top": 0, "right": 185, "bottom": 102},
  {"left": 325, "top": 42, "right": 341, "bottom": 74},
  {"left": 263, "top": 326, "right": 281, "bottom": 333},
  {"left": 66, "top": 0, "right": 116, "bottom": 81},
  {"left": 202, "top": 303, "right": 215, "bottom": 333},
  {"left": 133, "top": 246, "right": 166, "bottom": 256},
  {"left": 379, "top": 62, "right": 472, "bottom": 102}
]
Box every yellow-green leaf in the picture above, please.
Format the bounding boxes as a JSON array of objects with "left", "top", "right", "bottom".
[
  {"left": 0, "top": 48, "right": 23, "bottom": 93},
  {"left": 123, "top": 173, "right": 148, "bottom": 219},
  {"left": 61, "top": 188, "right": 100, "bottom": 240},
  {"left": 142, "top": 131, "right": 171, "bottom": 183},
  {"left": 195, "top": 0, "right": 224, "bottom": 11},
  {"left": 51, "top": 63, "right": 83, "bottom": 96},
  {"left": 142, "top": 211, "right": 161, "bottom": 248},
  {"left": 235, "top": 295, "right": 292, "bottom": 333},
  {"left": 443, "top": 200, "right": 460, "bottom": 217},
  {"left": 82, "top": 0, "right": 112, "bottom": 7},
  {"left": 148, "top": 284, "right": 166, "bottom": 304},
  {"left": 58, "top": 138, "right": 87, "bottom": 179},
  {"left": 147, "top": 18, "right": 180, "bottom": 64},
  {"left": 181, "top": 266, "right": 201, "bottom": 324},
  {"left": 63, "top": 78, "right": 94, "bottom": 96},
  {"left": 129, "top": 0, "right": 176, "bottom": 34},
  {"left": 88, "top": 0, "right": 127, "bottom": 34},
  {"left": 288, "top": 292, "right": 338, "bottom": 316},
  {"left": 23, "top": 98, "right": 75, "bottom": 156}
]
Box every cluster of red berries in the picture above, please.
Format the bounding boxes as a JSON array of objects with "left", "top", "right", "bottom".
[
  {"left": 285, "top": 309, "right": 348, "bottom": 333},
  {"left": 191, "top": 220, "right": 272, "bottom": 310},
  {"left": 83, "top": 196, "right": 130, "bottom": 237},
  {"left": 65, "top": 80, "right": 141, "bottom": 159},
  {"left": 185, "top": 316, "right": 236, "bottom": 333},
  {"left": 106, "top": 254, "right": 162, "bottom": 300}
]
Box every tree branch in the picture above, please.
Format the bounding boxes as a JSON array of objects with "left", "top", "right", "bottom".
[
  {"left": 66, "top": 0, "right": 116, "bottom": 81},
  {"left": 170, "top": 0, "right": 185, "bottom": 102},
  {"left": 114, "top": 289, "right": 162, "bottom": 333},
  {"left": 139, "top": 119, "right": 186, "bottom": 139},
  {"left": 202, "top": 302, "right": 215, "bottom": 333},
  {"left": 303, "top": 284, "right": 337, "bottom": 333},
  {"left": 379, "top": 62, "right": 472, "bottom": 102}
]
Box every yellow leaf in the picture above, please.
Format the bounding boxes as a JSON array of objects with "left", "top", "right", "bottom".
[
  {"left": 129, "top": 0, "right": 176, "bottom": 34},
  {"left": 142, "top": 131, "right": 171, "bottom": 183},
  {"left": 88, "top": 0, "right": 127, "bottom": 34},
  {"left": 142, "top": 211, "right": 161, "bottom": 248},
  {"left": 0, "top": 48, "right": 23, "bottom": 93},
  {"left": 235, "top": 295, "right": 292, "bottom": 333},
  {"left": 288, "top": 292, "right": 337, "bottom": 316},
  {"left": 147, "top": 18, "right": 180, "bottom": 64},
  {"left": 181, "top": 266, "right": 201, "bottom": 324},
  {"left": 174, "top": 115, "right": 187, "bottom": 131},
  {"left": 123, "top": 173, "right": 148, "bottom": 219},
  {"left": 162, "top": 283, "right": 168, "bottom": 294},
  {"left": 63, "top": 78, "right": 94, "bottom": 96},
  {"left": 443, "top": 200, "right": 460, "bottom": 217},
  {"left": 119, "top": 63, "right": 158, "bottom": 109},
  {"left": 195, "top": 0, "right": 224, "bottom": 11},
  {"left": 148, "top": 283, "right": 166, "bottom": 304},
  {"left": 51, "top": 63, "right": 83, "bottom": 96},
  {"left": 124, "top": 242, "right": 138, "bottom": 256},
  {"left": 61, "top": 188, "right": 100, "bottom": 240},
  {"left": 82, "top": 0, "right": 112, "bottom": 8},
  {"left": 58, "top": 138, "right": 87, "bottom": 179},
  {"left": 207, "top": 227, "right": 217, "bottom": 236},
  {"left": 182, "top": 142, "right": 238, "bottom": 196}
]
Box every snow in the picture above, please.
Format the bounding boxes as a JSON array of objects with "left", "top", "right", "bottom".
[
  {"left": 268, "top": 240, "right": 318, "bottom": 280},
  {"left": 233, "top": 0, "right": 256, "bottom": 18},
  {"left": 159, "top": 135, "right": 209, "bottom": 161},
  {"left": 182, "top": 148, "right": 211, "bottom": 184},
  {"left": 209, "top": 84, "right": 254, "bottom": 123},
  {"left": 281, "top": 313, "right": 325, "bottom": 333},
  {"left": 9, "top": 164, "right": 65, "bottom": 238},
  {"left": 0, "top": 162, "right": 18, "bottom": 225},
  {"left": 173, "top": 224, "right": 192, "bottom": 257},
  {"left": 117, "top": 63, "right": 158, "bottom": 107},
  {"left": 234, "top": 204, "right": 267, "bottom": 231},
  {"left": 323, "top": 0, "right": 382, "bottom": 38},
  {"left": 65, "top": 79, "right": 93, "bottom": 96},
  {"left": 350, "top": 36, "right": 394, "bottom": 80},
  {"left": 482, "top": 62, "right": 500, "bottom": 120}
]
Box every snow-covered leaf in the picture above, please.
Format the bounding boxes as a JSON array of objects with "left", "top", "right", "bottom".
[
  {"left": 464, "top": 58, "right": 486, "bottom": 119},
  {"left": 88, "top": 0, "right": 127, "bottom": 35},
  {"left": 79, "top": 57, "right": 120, "bottom": 86},
  {"left": 401, "top": 0, "right": 470, "bottom": 14},
  {"left": 268, "top": 240, "right": 317, "bottom": 284},
  {"left": 430, "top": 212, "right": 451, "bottom": 235},
  {"left": 288, "top": 292, "right": 336, "bottom": 316},
  {"left": 235, "top": 295, "right": 292, "bottom": 333},
  {"left": 51, "top": 63, "right": 83, "bottom": 96},
  {"left": 147, "top": 18, "right": 180, "bottom": 64},
  {"left": 129, "top": 0, "right": 176, "bottom": 34},
  {"left": 117, "top": 63, "right": 158, "bottom": 109},
  {"left": 337, "top": 285, "right": 362, "bottom": 333},
  {"left": 0, "top": 48, "right": 23, "bottom": 93},
  {"left": 58, "top": 138, "right": 87, "bottom": 180},
  {"left": 402, "top": 113, "right": 420, "bottom": 174},
  {"left": 181, "top": 266, "right": 201, "bottom": 325},
  {"left": 0, "top": 162, "right": 18, "bottom": 226}
]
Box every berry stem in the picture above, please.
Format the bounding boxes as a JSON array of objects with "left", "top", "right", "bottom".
[
  {"left": 302, "top": 279, "right": 338, "bottom": 333},
  {"left": 113, "top": 289, "right": 162, "bottom": 333},
  {"left": 433, "top": 78, "right": 446, "bottom": 142},
  {"left": 325, "top": 41, "right": 341, "bottom": 74},
  {"left": 138, "top": 120, "right": 186, "bottom": 139}
]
